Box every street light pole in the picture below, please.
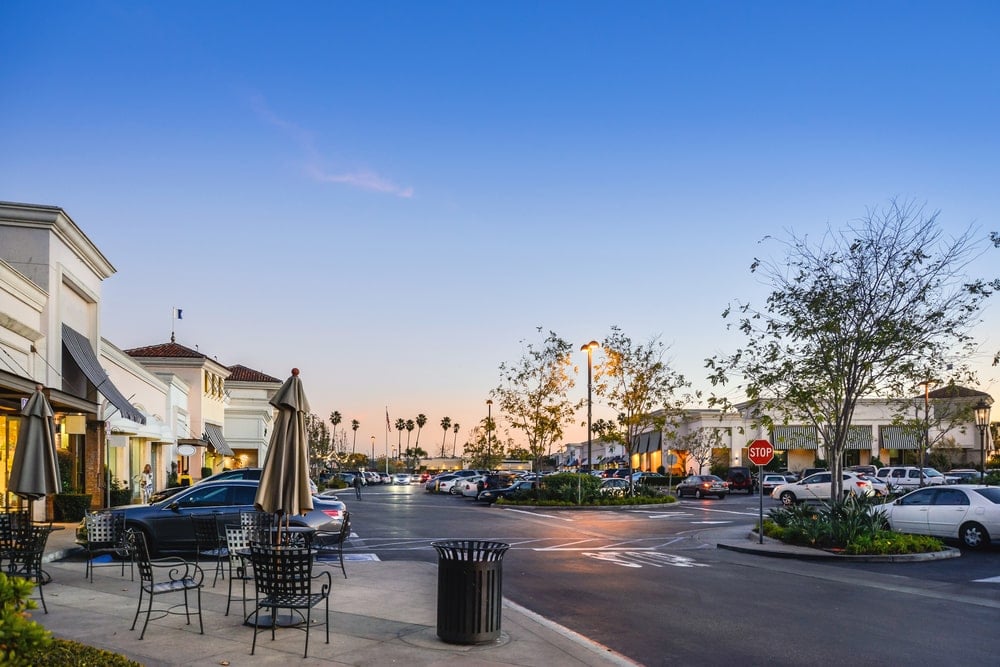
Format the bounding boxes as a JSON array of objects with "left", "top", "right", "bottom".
[
  {"left": 974, "top": 399, "right": 991, "bottom": 483},
  {"left": 370, "top": 435, "right": 375, "bottom": 469},
  {"left": 581, "top": 341, "right": 599, "bottom": 473},
  {"left": 919, "top": 379, "right": 936, "bottom": 486}
]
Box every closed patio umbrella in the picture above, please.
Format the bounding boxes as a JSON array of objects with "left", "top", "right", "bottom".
[
  {"left": 9, "top": 384, "right": 62, "bottom": 517},
  {"left": 254, "top": 369, "right": 313, "bottom": 540}
]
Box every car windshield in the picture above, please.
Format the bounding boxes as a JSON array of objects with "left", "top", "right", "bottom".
[
  {"left": 923, "top": 469, "right": 943, "bottom": 477},
  {"left": 974, "top": 488, "right": 1000, "bottom": 503}
]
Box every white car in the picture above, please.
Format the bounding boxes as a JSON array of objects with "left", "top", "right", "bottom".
[
  {"left": 875, "top": 466, "right": 954, "bottom": 491},
  {"left": 437, "top": 476, "right": 463, "bottom": 494},
  {"left": 771, "top": 471, "right": 874, "bottom": 506},
  {"left": 874, "top": 484, "right": 1000, "bottom": 549},
  {"left": 760, "top": 474, "right": 791, "bottom": 495},
  {"left": 459, "top": 476, "right": 486, "bottom": 497},
  {"left": 392, "top": 473, "right": 412, "bottom": 485}
]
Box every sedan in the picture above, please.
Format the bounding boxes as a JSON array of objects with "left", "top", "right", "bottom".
[
  {"left": 599, "top": 478, "right": 630, "bottom": 496},
  {"left": 760, "top": 473, "right": 791, "bottom": 495},
  {"left": 675, "top": 475, "right": 729, "bottom": 499},
  {"left": 392, "top": 473, "right": 412, "bottom": 485},
  {"left": 76, "top": 480, "right": 347, "bottom": 556},
  {"left": 477, "top": 480, "right": 538, "bottom": 504},
  {"left": 771, "top": 471, "right": 873, "bottom": 506},
  {"left": 874, "top": 485, "right": 1000, "bottom": 549}
]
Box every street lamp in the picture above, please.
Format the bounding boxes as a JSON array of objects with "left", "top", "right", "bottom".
[
  {"left": 581, "top": 341, "right": 599, "bottom": 474},
  {"left": 370, "top": 435, "right": 375, "bottom": 468},
  {"left": 486, "top": 399, "right": 493, "bottom": 469},
  {"left": 974, "top": 399, "right": 991, "bottom": 483},
  {"left": 918, "top": 379, "right": 936, "bottom": 486}
]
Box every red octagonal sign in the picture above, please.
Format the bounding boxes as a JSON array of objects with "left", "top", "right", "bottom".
[{"left": 747, "top": 439, "right": 774, "bottom": 466}]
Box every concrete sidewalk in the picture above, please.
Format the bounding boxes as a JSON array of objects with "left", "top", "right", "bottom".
[{"left": 38, "top": 523, "right": 637, "bottom": 667}]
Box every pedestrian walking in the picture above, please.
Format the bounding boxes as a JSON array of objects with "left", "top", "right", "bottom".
[
  {"left": 140, "top": 463, "right": 154, "bottom": 503},
  {"left": 353, "top": 473, "right": 363, "bottom": 500}
]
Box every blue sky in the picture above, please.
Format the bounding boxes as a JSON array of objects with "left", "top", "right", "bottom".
[{"left": 2, "top": 1, "right": 998, "bottom": 452}]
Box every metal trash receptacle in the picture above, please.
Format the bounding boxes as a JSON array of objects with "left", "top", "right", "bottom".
[{"left": 431, "top": 540, "right": 510, "bottom": 644}]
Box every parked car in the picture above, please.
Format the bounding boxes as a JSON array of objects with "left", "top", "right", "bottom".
[
  {"left": 675, "top": 475, "right": 729, "bottom": 499},
  {"left": 477, "top": 480, "right": 538, "bottom": 504},
  {"left": 77, "top": 480, "right": 346, "bottom": 556},
  {"left": 770, "top": 471, "right": 874, "bottom": 506},
  {"left": 846, "top": 465, "right": 879, "bottom": 476},
  {"left": 946, "top": 469, "right": 983, "bottom": 484},
  {"left": 377, "top": 472, "right": 392, "bottom": 484},
  {"left": 435, "top": 475, "right": 463, "bottom": 494},
  {"left": 726, "top": 467, "right": 755, "bottom": 494},
  {"left": 147, "top": 467, "right": 317, "bottom": 504},
  {"left": 858, "top": 473, "right": 889, "bottom": 496},
  {"left": 760, "top": 473, "right": 791, "bottom": 495},
  {"left": 599, "top": 478, "right": 630, "bottom": 496},
  {"left": 875, "top": 466, "right": 955, "bottom": 491},
  {"left": 873, "top": 484, "right": 1000, "bottom": 549},
  {"left": 458, "top": 476, "right": 487, "bottom": 498}
]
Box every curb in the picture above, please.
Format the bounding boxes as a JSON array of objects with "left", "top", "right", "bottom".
[{"left": 716, "top": 532, "right": 962, "bottom": 562}]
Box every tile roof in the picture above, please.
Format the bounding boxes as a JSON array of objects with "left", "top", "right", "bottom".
[
  {"left": 227, "top": 364, "right": 281, "bottom": 383},
  {"left": 124, "top": 342, "right": 207, "bottom": 359},
  {"left": 928, "top": 385, "right": 991, "bottom": 400}
]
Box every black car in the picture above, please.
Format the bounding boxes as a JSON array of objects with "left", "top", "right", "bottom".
[
  {"left": 77, "top": 480, "right": 346, "bottom": 556},
  {"left": 477, "top": 480, "right": 538, "bottom": 504}
]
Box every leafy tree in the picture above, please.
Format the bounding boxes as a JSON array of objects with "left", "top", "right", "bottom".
[
  {"left": 672, "top": 425, "right": 725, "bottom": 475},
  {"left": 403, "top": 446, "right": 427, "bottom": 473},
  {"left": 415, "top": 413, "right": 427, "bottom": 449},
  {"left": 593, "top": 326, "right": 691, "bottom": 492},
  {"left": 493, "top": 329, "right": 580, "bottom": 476},
  {"left": 464, "top": 419, "right": 504, "bottom": 469},
  {"left": 707, "top": 201, "right": 998, "bottom": 496},
  {"left": 452, "top": 423, "right": 460, "bottom": 456},
  {"left": 439, "top": 416, "right": 452, "bottom": 457},
  {"left": 329, "top": 411, "right": 342, "bottom": 440},
  {"left": 306, "top": 414, "right": 334, "bottom": 476},
  {"left": 351, "top": 419, "right": 360, "bottom": 454},
  {"left": 395, "top": 418, "right": 405, "bottom": 452}
]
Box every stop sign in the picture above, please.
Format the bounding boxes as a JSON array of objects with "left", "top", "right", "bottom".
[{"left": 747, "top": 439, "right": 774, "bottom": 466}]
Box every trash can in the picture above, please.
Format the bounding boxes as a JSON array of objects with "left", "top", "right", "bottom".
[{"left": 431, "top": 540, "right": 510, "bottom": 644}]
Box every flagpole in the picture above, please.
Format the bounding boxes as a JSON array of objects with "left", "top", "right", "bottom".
[{"left": 385, "top": 406, "right": 390, "bottom": 476}]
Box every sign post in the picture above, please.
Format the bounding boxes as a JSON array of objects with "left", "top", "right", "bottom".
[{"left": 747, "top": 439, "right": 774, "bottom": 544}]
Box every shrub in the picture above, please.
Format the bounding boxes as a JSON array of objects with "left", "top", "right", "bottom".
[
  {"left": 0, "top": 572, "right": 51, "bottom": 666},
  {"left": 28, "top": 639, "right": 142, "bottom": 667},
  {"left": 53, "top": 493, "right": 92, "bottom": 522}
]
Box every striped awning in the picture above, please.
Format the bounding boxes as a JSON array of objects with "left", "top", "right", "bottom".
[
  {"left": 204, "top": 423, "right": 234, "bottom": 456},
  {"left": 632, "top": 431, "right": 662, "bottom": 454},
  {"left": 879, "top": 425, "right": 921, "bottom": 450},
  {"left": 770, "top": 425, "right": 818, "bottom": 450},
  {"left": 62, "top": 324, "right": 145, "bottom": 424},
  {"left": 845, "top": 425, "right": 874, "bottom": 450}
]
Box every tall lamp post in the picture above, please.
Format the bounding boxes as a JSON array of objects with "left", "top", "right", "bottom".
[
  {"left": 974, "top": 399, "right": 991, "bottom": 483},
  {"left": 370, "top": 435, "right": 375, "bottom": 469},
  {"left": 581, "top": 341, "right": 599, "bottom": 473},
  {"left": 486, "top": 399, "right": 493, "bottom": 469},
  {"left": 918, "top": 379, "right": 936, "bottom": 486}
]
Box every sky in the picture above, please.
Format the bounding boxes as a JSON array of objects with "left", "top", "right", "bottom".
[{"left": 2, "top": 1, "right": 999, "bottom": 455}]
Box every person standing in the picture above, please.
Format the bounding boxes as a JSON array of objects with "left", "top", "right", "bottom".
[
  {"left": 140, "top": 463, "right": 154, "bottom": 503},
  {"left": 353, "top": 473, "right": 363, "bottom": 500}
]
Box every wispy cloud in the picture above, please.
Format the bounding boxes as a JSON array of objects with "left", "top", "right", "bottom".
[{"left": 250, "top": 93, "right": 414, "bottom": 199}]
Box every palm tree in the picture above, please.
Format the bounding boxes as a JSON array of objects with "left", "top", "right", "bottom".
[
  {"left": 440, "top": 416, "right": 452, "bottom": 458},
  {"left": 351, "top": 419, "right": 360, "bottom": 454},
  {"left": 330, "top": 411, "right": 342, "bottom": 454},
  {"left": 405, "top": 419, "right": 415, "bottom": 449},
  {"left": 415, "top": 413, "right": 428, "bottom": 448},
  {"left": 452, "top": 423, "right": 460, "bottom": 457},
  {"left": 395, "top": 418, "right": 405, "bottom": 452}
]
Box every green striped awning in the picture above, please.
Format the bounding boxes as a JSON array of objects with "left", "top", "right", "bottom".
[
  {"left": 770, "top": 425, "right": 818, "bottom": 450},
  {"left": 878, "top": 425, "right": 921, "bottom": 450},
  {"left": 844, "top": 425, "right": 873, "bottom": 450}
]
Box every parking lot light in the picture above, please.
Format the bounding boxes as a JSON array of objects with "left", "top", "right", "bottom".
[{"left": 974, "top": 399, "right": 991, "bottom": 483}]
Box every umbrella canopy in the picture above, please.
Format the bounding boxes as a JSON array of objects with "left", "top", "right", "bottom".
[
  {"left": 9, "top": 384, "right": 62, "bottom": 501},
  {"left": 254, "top": 369, "right": 314, "bottom": 518}
]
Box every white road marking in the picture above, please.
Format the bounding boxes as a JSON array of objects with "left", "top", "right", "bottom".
[
  {"left": 503, "top": 508, "right": 575, "bottom": 521},
  {"left": 973, "top": 576, "right": 1000, "bottom": 583},
  {"left": 581, "top": 551, "right": 708, "bottom": 569}
]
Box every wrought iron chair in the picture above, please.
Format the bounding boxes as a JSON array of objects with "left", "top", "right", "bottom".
[
  {"left": 190, "top": 514, "right": 226, "bottom": 586},
  {"left": 223, "top": 524, "right": 254, "bottom": 619},
  {"left": 314, "top": 511, "right": 351, "bottom": 579},
  {"left": 6, "top": 523, "right": 54, "bottom": 613},
  {"left": 129, "top": 529, "right": 204, "bottom": 640},
  {"left": 0, "top": 510, "right": 30, "bottom": 570},
  {"left": 83, "top": 511, "right": 132, "bottom": 583},
  {"left": 249, "top": 544, "right": 330, "bottom": 658},
  {"left": 240, "top": 510, "right": 275, "bottom": 545}
]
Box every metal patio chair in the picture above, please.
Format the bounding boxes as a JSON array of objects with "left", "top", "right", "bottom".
[
  {"left": 223, "top": 524, "right": 255, "bottom": 619},
  {"left": 6, "top": 523, "right": 54, "bottom": 613},
  {"left": 129, "top": 529, "right": 204, "bottom": 640},
  {"left": 314, "top": 511, "right": 351, "bottom": 579},
  {"left": 190, "top": 514, "right": 226, "bottom": 586},
  {"left": 83, "top": 511, "right": 132, "bottom": 583}
]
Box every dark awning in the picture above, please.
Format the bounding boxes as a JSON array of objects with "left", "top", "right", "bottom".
[
  {"left": 62, "top": 324, "right": 145, "bottom": 424},
  {"left": 632, "top": 431, "right": 662, "bottom": 454},
  {"left": 204, "top": 423, "right": 234, "bottom": 456}
]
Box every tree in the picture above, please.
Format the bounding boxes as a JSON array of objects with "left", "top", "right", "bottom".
[
  {"left": 672, "top": 425, "right": 725, "bottom": 475},
  {"left": 452, "top": 423, "right": 460, "bottom": 457},
  {"left": 405, "top": 419, "right": 415, "bottom": 450},
  {"left": 464, "top": 419, "right": 503, "bottom": 470},
  {"left": 351, "top": 419, "right": 360, "bottom": 454},
  {"left": 415, "top": 414, "right": 427, "bottom": 448},
  {"left": 707, "top": 200, "right": 999, "bottom": 497},
  {"left": 329, "top": 411, "right": 342, "bottom": 440},
  {"left": 395, "top": 418, "right": 405, "bottom": 452},
  {"left": 439, "top": 416, "right": 452, "bottom": 457},
  {"left": 493, "top": 329, "right": 580, "bottom": 476},
  {"left": 403, "top": 446, "right": 427, "bottom": 473},
  {"left": 593, "top": 326, "right": 691, "bottom": 492},
  {"left": 306, "top": 414, "right": 334, "bottom": 477}
]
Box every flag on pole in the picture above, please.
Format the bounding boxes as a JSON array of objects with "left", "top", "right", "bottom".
[
  {"left": 173, "top": 308, "right": 183, "bottom": 320},
  {"left": 386, "top": 407, "right": 391, "bottom": 432}
]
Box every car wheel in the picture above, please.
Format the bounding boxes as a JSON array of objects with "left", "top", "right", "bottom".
[
  {"left": 780, "top": 491, "right": 796, "bottom": 506},
  {"left": 960, "top": 522, "right": 989, "bottom": 549},
  {"left": 695, "top": 489, "right": 703, "bottom": 499}
]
